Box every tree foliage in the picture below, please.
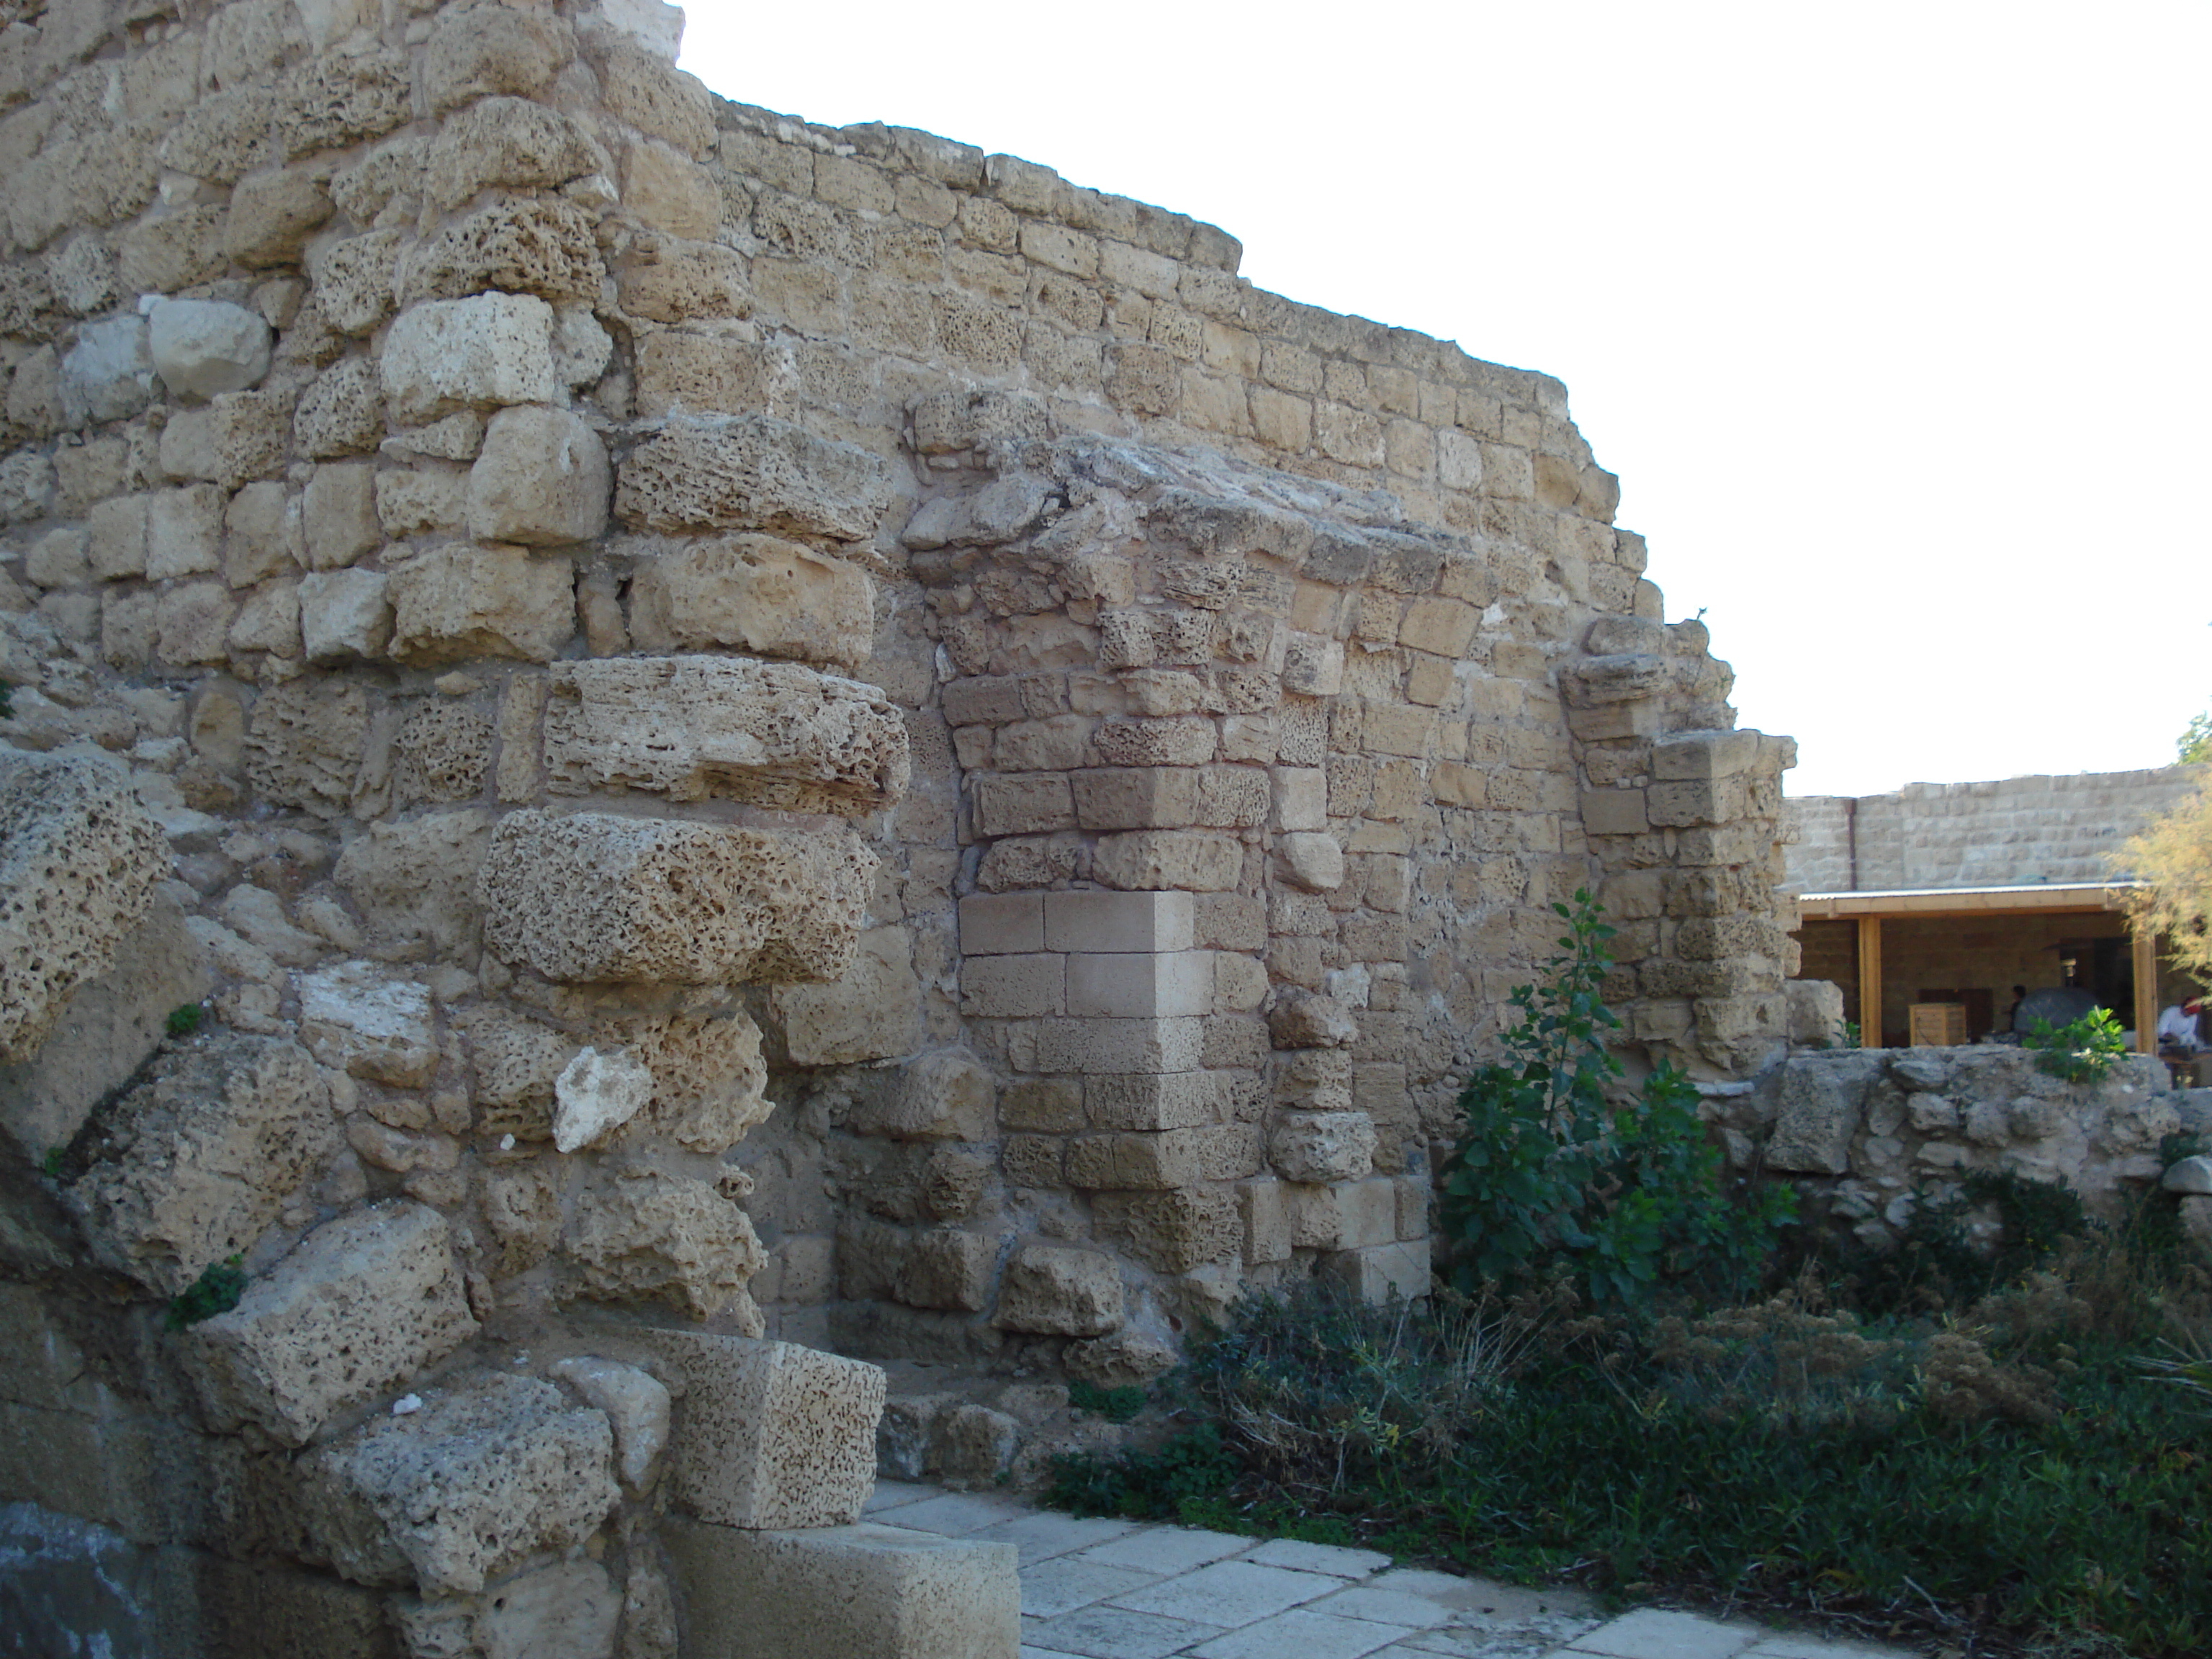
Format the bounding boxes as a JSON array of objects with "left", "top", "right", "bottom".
[{"left": 2118, "top": 781, "right": 2212, "bottom": 984}]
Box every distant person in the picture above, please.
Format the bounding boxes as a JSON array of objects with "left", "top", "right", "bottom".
[
  {"left": 2007, "top": 984, "right": 2028, "bottom": 1032},
  {"left": 2157, "top": 997, "right": 2204, "bottom": 1057}
]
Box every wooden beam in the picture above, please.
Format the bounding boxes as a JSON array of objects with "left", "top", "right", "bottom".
[
  {"left": 1857, "top": 914, "right": 1884, "bottom": 1049},
  {"left": 1796, "top": 883, "right": 2136, "bottom": 922},
  {"left": 2133, "top": 925, "right": 2159, "bottom": 1055}
]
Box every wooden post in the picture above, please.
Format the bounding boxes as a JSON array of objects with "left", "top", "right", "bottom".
[
  {"left": 2133, "top": 925, "right": 2158, "bottom": 1055},
  {"left": 1856, "top": 914, "right": 1884, "bottom": 1049}
]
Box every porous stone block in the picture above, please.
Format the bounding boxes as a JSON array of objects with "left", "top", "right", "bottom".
[
  {"left": 972, "top": 773, "right": 1075, "bottom": 836},
  {"left": 629, "top": 534, "right": 873, "bottom": 666},
  {"left": 480, "top": 810, "right": 876, "bottom": 984},
  {"left": 617, "top": 235, "right": 749, "bottom": 322},
  {"left": 1065, "top": 951, "right": 1215, "bottom": 1018},
  {"left": 402, "top": 195, "right": 606, "bottom": 305},
  {"left": 148, "top": 298, "right": 271, "bottom": 400},
  {"left": 1041, "top": 889, "right": 1195, "bottom": 953},
  {"left": 894, "top": 1229, "right": 998, "bottom": 1312},
  {"left": 0, "top": 748, "right": 166, "bottom": 1064},
  {"left": 1094, "top": 1187, "right": 1241, "bottom": 1272},
  {"left": 300, "top": 1372, "right": 617, "bottom": 1596},
  {"left": 994, "top": 1244, "right": 1123, "bottom": 1335},
  {"left": 770, "top": 925, "right": 924, "bottom": 1066},
  {"left": 424, "top": 1, "right": 575, "bottom": 115},
  {"left": 1092, "top": 830, "right": 1244, "bottom": 892},
  {"left": 1239, "top": 1178, "right": 1292, "bottom": 1264},
  {"left": 222, "top": 480, "right": 302, "bottom": 584},
  {"left": 1071, "top": 767, "right": 1200, "bottom": 830},
  {"left": 614, "top": 418, "right": 894, "bottom": 542},
  {"left": 638, "top": 1330, "right": 887, "bottom": 1529},
  {"left": 1064, "top": 1128, "right": 1208, "bottom": 1192},
  {"left": 1653, "top": 728, "right": 1763, "bottom": 781},
  {"left": 564, "top": 1166, "right": 766, "bottom": 1323},
  {"left": 181, "top": 1202, "right": 477, "bottom": 1447},
  {"left": 59, "top": 315, "right": 156, "bottom": 427},
  {"left": 225, "top": 166, "right": 333, "bottom": 267},
  {"left": 380, "top": 294, "right": 557, "bottom": 423},
  {"left": 68, "top": 1033, "right": 339, "bottom": 1296},
  {"left": 1267, "top": 989, "right": 1358, "bottom": 1049},
  {"left": 387, "top": 541, "right": 575, "bottom": 664},
  {"left": 544, "top": 655, "right": 909, "bottom": 816},
  {"left": 845, "top": 1051, "right": 996, "bottom": 1143},
  {"left": 426, "top": 95, "right": 608, "bottom": 209},
  {"left": 301, "top": 462, "right": 380, "bottom": 570},
  {"left": 390, "top": 1561, "right": 618, "bottom": 1659},
  {"left": 1270, "top": 1110, "right": 1377, "bottom": 1183},
  {"left": 663, "top": 1519, "right": 1018, "bottom": 1659},
  {"left": 457, "top": 404, "right": 611, "bottom": 547}
]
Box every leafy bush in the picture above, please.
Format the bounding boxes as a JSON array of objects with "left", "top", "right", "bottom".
[
  {"left": 165, "top": 1256, "right": 247, "bottom": 1329},
  {"left": 1435, "top": 891, "right": 1794, "bottom": 1306},
  {"left": 2025, "top": 1008, "right": 2128, "bottom": 1083},
  {"left": 1066, "top": 1380, "right": 1146, "bottom": 1423}
]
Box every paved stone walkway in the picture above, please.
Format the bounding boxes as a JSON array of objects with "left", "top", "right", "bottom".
[{"left": 864, "top": 1480, "right": 1918, "bottom": 1659}]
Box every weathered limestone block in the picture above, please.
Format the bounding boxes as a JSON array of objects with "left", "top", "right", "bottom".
[
  {"left": 604, "top": 1010, "right": 771, "bottom": 1153},
  {"left": 549, "top": 1357, "right": 670, "bottom": 1491},
  {"left": 638, "top": 1330, "right": 887, "bottom": 1529},
  {"left": 629, "top": 535, "right": 872, "bottom": 666},
  {"left": 307, "top": 230, "right": 403, "bottom": 336},
  {"left": 593, "top": 40, "right": 716, "bottom": 156},
  {"left": 0, "top": 748, "right": 166, "bottom": 1063},
  {"left": 225, "top": 166, "right": 334, "bottom": 268},
  {"left": 300, "top": 1372, "right": 617, "bottom": 1596},
  {"left": 770, "top": 925, "right": 922, "bottom": 1066},
  {"left": 391, "top": 1561, "right": 619, "bottom": 1659},
  {"left": 1091, "top": 830, "right": 1243, "bottom": 891},
  {"left": 544, "top": 656, "right": 907, "bottom": 814},
  {"left": 1273, "top": 830, "right": 1346, "bottom": 891},
  {"left": 68, "top": 1033, "right": 340, "bottom": 1295},
  {"left": 664, "top": 1520, "right": 1019, "bottom": 1659},
  {"left": 424, "top": 1, "right": 576, "bottom": 115},
  {"left": 479, "top": 810, "right": 876, "bottom": 984},
  {"left": 333, "top": 809, "right": 493, "bottom": 958},
  {"left": 1270, "top": 1111, "right": 1377, "bottom": 1184},
  {"left": 894, "top": 1229, "right": 999, "bottom": 1312},
  {"left": 425, "top": 95, "right": 610, "bottom": 209},
  {"left": 552, "top": 1046, "right": 652, "bottom": 1151},
  {"left": 1562, "top": 652, "right": 1665, "bottom": 707},
  {"left": 1267, "top": 989, "right": 1357, "bottom": 1049},
  {"left": 467, "top": 405, "right": 610, "bottom": 546},
  {"left": 60, "top": 315, "right": 157, "bottom": 427},
  {"left": 246, "top": 679, "right": 370, "bottom": 814},
  {"left": 563, "top": 1166, "right": 767, "bottom": 1323},
  {"left": 380, "top": 295, "right": 557, "bottom": 424},
  {"left": 1766, "top": 1059, "right": 1866, "bottom": 1174},
  {"left": 1321, "top": 1237, "right": 1434, "bottom": 1303},
  {"left": 1786, "top": 979, "right": 1845, "bottom": 1046},
  {"left": 402, "top": 196, "right": 607, "bottom": 305},
  {"left": 1094, "top": 1187, "right": 1240, "bottom": 1273},
  {"left": 300, "top": 569, "right": 392, "bottom": 662},
  {"left": 148, "top": 300, "right": 271, "bottom": 400},
  {"left": 297, "top": 963, "right": 439, "bottom": 1087},
  {"left": 294, "top": 358, "right": 386, "bottom": 458},
  {"left": 0, "top": 892, "right": 209, "bottom": 1159},
  {"left": 845, "top": 1051, "right": 994, "bottom": 1141},
  {"left": 993, "top": 1244, "right": 1123, "bottom": 1336},
  {"left": 387, "top": 542, "right": 575, "bottom": 663},
  {"left": 614, "top": 418, "right": 894, "bottom": 542},
  {"left": 617, "top": 235, "right": 750, "bottom": 323},
  {"left": 181, "top": 1202, "right": 477, "bottom": 1447}
]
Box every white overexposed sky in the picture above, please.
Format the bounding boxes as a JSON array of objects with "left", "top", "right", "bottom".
[{"left": 679, "top": 1, "right": 2212, "bottom": 801}]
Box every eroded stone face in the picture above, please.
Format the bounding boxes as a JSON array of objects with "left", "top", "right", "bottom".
[
  {"left": 68, "top": 1033, "right": 341, "bottom": 1296},
  {"left": 562, "top": 1165, "right": 768, "bottom": 1323},
  {"left": 477, "top": 809, "right": 876, "bottom": 984}
]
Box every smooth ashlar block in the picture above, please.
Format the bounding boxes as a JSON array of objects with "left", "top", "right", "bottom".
[
  {"left": 1040, "top": 889, "right": 1195, "bottom": 953},
  {"left": 663, "top": 1520, "right": 1018, "bottom": 1659},
  {"left": 1065, "top": 951, "right": 1215, "bottom": 1019},
  {"left": 639, "top": 1331, "right": 887, "bottom": 1529},
  {"left": 478, "top": 810, "right": 876, "bottom": 984}
]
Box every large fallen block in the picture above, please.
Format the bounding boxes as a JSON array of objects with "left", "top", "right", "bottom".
[
  {"left": 637, "top": 1330, "right": 885, "bottom": 1529},
  {"left": 544, "top": 656, "right": 909, "bottom": 815},
  {"left": 662, "top": 1519, "right": 1019, "bottom": 1659},
  {"left": 300, "top": 1372, "right": 618, "bottom": 1597},
  {"left": 0, "top": 748, "right": 168, "bottom": 1064},
  {"left": 180, "top": 1202, "right": 477, "bottom": 1447},
  {"left": 477, "top": 809, "right": 876, "bottom": 984}
]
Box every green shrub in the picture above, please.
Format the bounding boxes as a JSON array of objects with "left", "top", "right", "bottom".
[
  {"left": 165, "top": 1002, "right": 204, "bottom": 1038},
  {"left": 1066, "top": 1380, "right": 1146, "bottom": 1423},
  {"left": 2026, "top": 1008, "right": 2128, "bottom": 1083},
  {"left": 165, "top": 1256, "right": 247, "bottom": 1329},
  {"left": 1435, "top": 891, "right": 1795, "bottom": 1306}
]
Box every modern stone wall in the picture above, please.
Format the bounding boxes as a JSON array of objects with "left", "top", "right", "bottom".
[
  {"left": 0, "top": 0, "right": 1801, "bottom": 1649},
  {"left": 1788, "top": 767, "right": 2198, "bottom": 894}
]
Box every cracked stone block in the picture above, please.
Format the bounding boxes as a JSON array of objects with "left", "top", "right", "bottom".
[
  {"left": 562, "top": 1166, "right": 766, "bottom": 1324},
  {"left": 544, "top": 656, "right": 908, "bottom": 816},
  {"left": 300, "top": 1372, "right": 618, "bottom": 1597},
  {"left": 478, "top": 809, "right": 876, "bottom": 984},
  {"left": 67, "top": 1033, "right": 341, "bottom": 1296},
  {"left": 0, "top": 749, "right": 167, "bottom": 1064},
  {"left": 992, "top": 1245, "right": 1123, "bottom": 1336},
  {"left": 638, "top": 1330, "right": 886, "bottom": 1529},
  {"left": 180, "top": 1202, "right": 477, "bottom": 1447},
  {"left": 665, "top": 1520, "right": 1017, "bottom": 1659},
  {"left": 613, "top": 416, "right": 893, "bottom": 542}
]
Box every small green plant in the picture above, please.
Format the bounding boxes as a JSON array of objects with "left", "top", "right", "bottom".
[
  {"left": 1835, "top": 1018, "right": 1861, "bottom": 1048},
  {"left": 2025, "top": 1008, "right": 2128, "bottom": 1083},
  {"left": 1066, "top": 1379, "right": 1146, "bottom": 1423},
  {"left": 40, "top": 1146, "right": 65, "bottom": 1179},
  {"left": 1436, "top": 892, "right": 1795, "bottom": 1306},
  {"left": 0, "top": 679, "right": 12, "bottom": 719},
  {"left": 165, "top": 1002, "right": 204, "bottom": 1038},
  {"left": 165, "top": 1256, "right": 247, "bottom": 1329}
]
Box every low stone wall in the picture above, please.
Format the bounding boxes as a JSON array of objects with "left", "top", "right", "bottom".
[{"left": 1709, "top": 1045, "right": 2186, "bottom": 1249}]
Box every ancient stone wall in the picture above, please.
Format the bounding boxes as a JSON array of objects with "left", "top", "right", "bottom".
[
  {"left": 0, "top": 0, "right": 1800, "bottom": 1648},
  {"left": 1788, "top": 767, "right": 2198, "bottom": 894}
]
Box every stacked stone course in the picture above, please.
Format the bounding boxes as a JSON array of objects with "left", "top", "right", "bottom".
[{"left": 0, "top": 0, "right": 1796, "bottom": 1648}]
